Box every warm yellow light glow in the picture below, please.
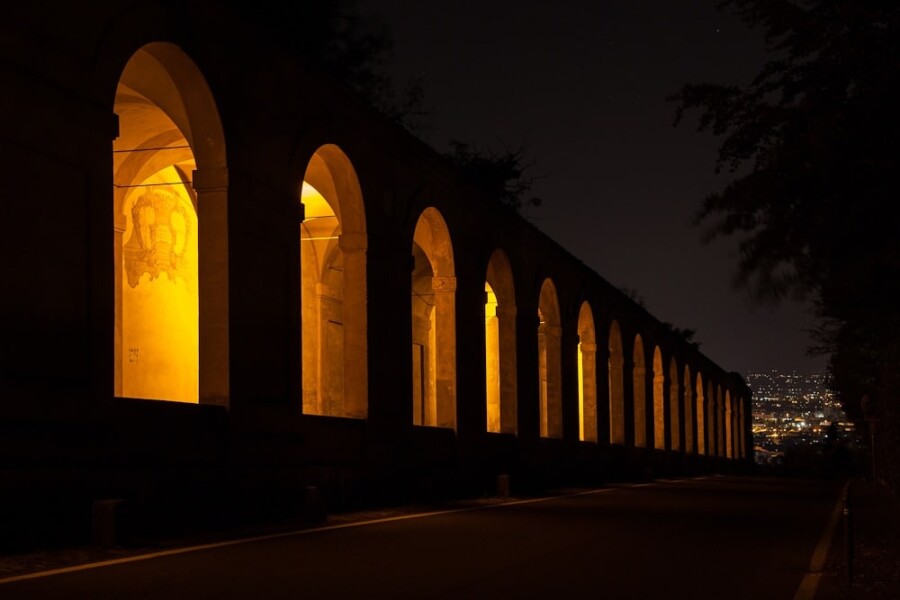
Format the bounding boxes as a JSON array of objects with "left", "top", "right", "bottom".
[
  {"left": 114, "top": 57, "right": 199, "bottom": 404},
  {"left": 577, "top": 302, "right": 597, "bottom": 443},
  {"left": 537, "top": 280, "right": 562, "bottom": 439},
  {"left": 412, "top": 208, "right": 456, "bottom": 429},
  {"left": 300, "top": 146, "right": 369, "bottom": 419},
  {"left": 484, "top": 249, "right": 517, "bottom": 435},
  {"left": 696, "top": 373, "right": 706, "bottom": 455},
  {"left": 485, "top": 283, "right": 501, "bottom": 433},
  {"left": 653, "top": 347, "right": 665, "bottom": 450},
  {"left": 633, "top": 335, "right": 647, "bottom": 447},
  {"left": 301, "top": 179, "right": 343, "bottom": 416},
  {"left": 577, "top": 343, "right": 585, "bottom": 440}
]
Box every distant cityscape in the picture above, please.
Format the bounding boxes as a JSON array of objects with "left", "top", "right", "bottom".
[{"left": 746, "top": 370, "right": 854, "bottom": 464}]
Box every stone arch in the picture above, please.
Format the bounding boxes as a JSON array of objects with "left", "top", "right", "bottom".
[
  {"left": 683, "top": 365, "right": 694, "bottom": 453},
  {"left": 411, "top": 207, "right": 457, "bottom": 429},
  {"left": 633, "top": 334, "right": 647, "bottom": 447},
  {"left": 696, "top": 372, "right": 706, "bottom": 455},
  {"left": 725, "top": 390, "right": 734, "bottom": 459},
  {"left": 577, "top": 302, "right": 598, "bottom": 442},
  {"left": 652, "top": 346, "right": 665, "bottom": 450},
  {"left": 608, "top": 321, "right": 625, "bottom": 445},
  {"left": 113, "top": 42, "right": 228, "bottom": 406},
  {"left": 485, "top": 249, "right": 517, "bottom": 434},
  {"left": 669, "top": 356, "right": 681, "bottom": 451},
  {"left": 300, "top": 144, "right": 367, "bottom": 418},
  {"left": 537, "top": 278, "right": 562, "bottom": 438}
]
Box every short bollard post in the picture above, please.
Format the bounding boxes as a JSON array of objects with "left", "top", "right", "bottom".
[
  {"left": 844, "top": 485, "right": 854, "bottom": 583},
  {"left": 496, "top": 474, "right": 510, "bottom": 498},
  {"left": 92, "top": 499, "right": 124, "bottom": 547}
]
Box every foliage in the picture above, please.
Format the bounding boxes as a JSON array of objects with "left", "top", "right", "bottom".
[
  {"left": 445, "top": 141, "right": 542, "bottom": 211},
  {"left": 220, "top": 0, "right": 427, "bottom": 130},
  {"left": 673, "top": 0, "right": 900, "bottom": 492}
]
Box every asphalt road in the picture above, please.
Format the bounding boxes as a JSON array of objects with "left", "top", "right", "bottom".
[{"left": 0, "top": 476, "right": 842, "bottom": 599}]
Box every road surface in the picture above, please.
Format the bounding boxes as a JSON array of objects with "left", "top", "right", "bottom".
[{"left": 0, "top": 476, "right": 841, "bottom": 599}]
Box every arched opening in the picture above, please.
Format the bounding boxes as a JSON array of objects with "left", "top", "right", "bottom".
[
  {"left": 485, "top": 249, "right": 517, "bottom": 434},
  {"left": 537, "top": 279, "right": 562, "bottom": 438},
  {"left": 683, "top": 365, "right": 693, "bottom": 453},
  {"left": 652, "top": 346, "right": 665, "bottom": 450},
  {"left": 411, "top": 208, "right": 456, "bottom": 429},
  {"left": 113, "top": 43, "right": 228, "bottom": 405},
  {"left": 577, "top": 302, "right": 597, "bottom": 442},
  {"left": 608, "top": 321, "right": 625, "bottom": 444},
  {"left": 633, "top": 335, "right": 647, "bottom": 447},
  {"left": 300, "top": 145, "right": 367, "bottom": 418},
  {"left": 669, "top": 357, "right": 681, "bottom": 451},
  {"left": 696, "top": 373, "right": 706, "bottom": 455},
  {"left": 725, "top": 390, "right": 733, "bottom": 459}
]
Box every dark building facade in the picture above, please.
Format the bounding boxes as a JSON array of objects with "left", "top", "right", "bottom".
[{"left": 1, "top": 2, "right": 751, "bottom": 546}]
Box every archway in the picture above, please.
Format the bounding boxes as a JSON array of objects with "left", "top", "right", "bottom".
[
  {"left": 683, "top": 365, "right": 694, "bottom": 452},
  {"left": 113, "top": 43, "right": 228, "bottom": 405},
  {"left": 300, "top": 144, "right": 367, "bottom": 418},
  {"left": 537, "top": 279, "right": 562, "bottom": 438},
  {"left": 696, "top": 372, "right": 706, "bottom": 455},
  {"left": 652, "top": 346, "right": 665, "bottom": 450},
  {"left": 633, "top": 335, "right": 647, "bottom": 447},
  {"left": 485, "top": 249, "right": 517, "bottom": 434},
  {"left": 577, "top": 302, "right": 597, "bottom": 442},
  {"left": 608, "top": 321, "right": 625, "bottom": 444},
  {"left": 411, "top": 208, "right": 456, "bottom": 429}
]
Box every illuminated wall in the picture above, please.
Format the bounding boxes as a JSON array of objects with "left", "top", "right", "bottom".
[
  {"left": 653, "top": 347, "right": 665, "bottom": 450},
  {"left": 114, "top": 51, "right": 199, "bottom": 403},
  {"left": 112, "top": 43, "right": 228, "bottom": 406},
  {"left": 633, "top": 335, "right": 647, "bottom": 447},
  {"left": 608, "top": 322, "right": 625, "bottom": 444},
  {"left": 577, "top": 302, "right": 597, "bottom": 442},
  {"left": 300, "top": 146, "right": 368, "bottom": 418},
  {"left": 484, "top": 249, "right": 517, "bottom": 434},
  {"left": 683, "top": 365, "right": 694, "bottom": 452},
  {"left": 537, "top": 279, "right": 562, "bottom": 438},
  {"left": 412, "top": 208, "right": 456, "bottom": 429},
  {"left": 669, "top": 358, "right": 680, "bottom": 451}
]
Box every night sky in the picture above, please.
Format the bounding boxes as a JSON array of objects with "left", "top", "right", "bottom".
[{"left": 358, "top": 0, "right": 826, "bottom": 376}]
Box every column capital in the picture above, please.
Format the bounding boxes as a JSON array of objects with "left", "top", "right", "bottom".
[
  {"left": 432, "top": 276, "right": 457, "bottom": 292},
  {"left": 496, "top": 304, "right": 517, "bottom": 319},
  {"left": 340, "top": 232, "right": 368, "bottom": 253}
]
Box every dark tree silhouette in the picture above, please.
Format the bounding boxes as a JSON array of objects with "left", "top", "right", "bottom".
[
  {"left": 445, "top": 140, "right": 542, "bottom": 212},
  {"left": 673, "top": 0, "right": 900, "bottom": 492}
]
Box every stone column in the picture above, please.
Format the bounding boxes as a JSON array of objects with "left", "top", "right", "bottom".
[
  {"left": 544, "top": 323, "right": 563, "bottom": 438},
  {"left": 497, "top": 303, "right": 518, "bottom": 434},
  {"left": 193, "top": 167, "right": 229, "bottom": 408},
  {"left": 340, "top": 232, "right": 368, "bottom": 418},
  {"left": 432, "top": 276, "right": 456, "bottom": 429},
  {"left": 580, "top": 341, "right": 598, "bottom": 442}
]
